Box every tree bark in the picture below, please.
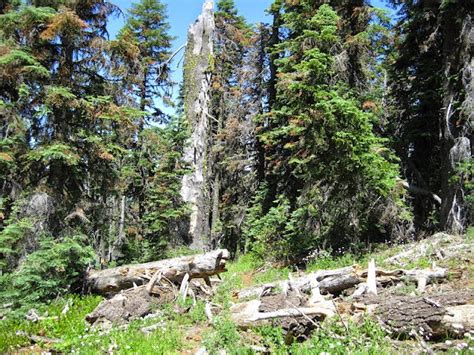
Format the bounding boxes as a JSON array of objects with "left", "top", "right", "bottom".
[
  {"left": 439, "top": 4, "right": 473, "bottom": 233},
  {"left": 373, "top": 291, "right": 474, "bottom": 339}
]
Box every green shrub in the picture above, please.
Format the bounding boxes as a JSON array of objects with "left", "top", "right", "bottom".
[
  {"left": 0, "top": 217, "right": 33, "bottom": 270},
  {"left": 203, "top": 314, "right": 242, "bottom": 354},
  {"left": 0, "top": 234, "right": 95, "bottom": 312},
  {"left": 243, "top": 190, "right": 292, "bottom": 261}
]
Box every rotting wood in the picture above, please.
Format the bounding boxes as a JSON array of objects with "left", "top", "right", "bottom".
[
  {"left": 371, "top": 291, "right": 474, "bottom": 339},
  {"left": 86, "top": 287, "right": 159, "bottom": 325},
  {"left": 179, "top": 273, "right": 190, "bottom": 302},
  {"left": 230, "top": 299, "right": 335, "bottom": 328},
  {"left": 236, "top": 266, "right": 357, "bottom": 299},
  {"left": 87, "top": 249, "right": 230, "bottom": 296},
  {"left": 146, "top": 270, "right": 163, "bottom": 294}
]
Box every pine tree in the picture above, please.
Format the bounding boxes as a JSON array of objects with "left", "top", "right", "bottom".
[{"left": 115, "top": 0, "right": 173, "bottom": 123}]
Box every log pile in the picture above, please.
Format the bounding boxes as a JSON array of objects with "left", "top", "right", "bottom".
[
  {"left": 230, "top": 260, "right": 473, "bottom": 341},
  {"left": 236, "top": 262, "right": 447, "bottom": 300},
  {"left": 84, "top": 247, "right": 473, "bottom": 346}
]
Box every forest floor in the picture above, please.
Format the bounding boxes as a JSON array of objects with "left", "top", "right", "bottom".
[{"left": 1, "top": 232, "right": 473, "bottom": 354}]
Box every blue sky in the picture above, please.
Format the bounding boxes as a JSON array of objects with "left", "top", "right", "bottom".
[{"left": 107, "top": 0, "right": 392, "bottom": 114}]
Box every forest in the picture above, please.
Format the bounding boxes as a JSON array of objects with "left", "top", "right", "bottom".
[{"left": 0, "top": 0, "right": 473, "bottom": 353}]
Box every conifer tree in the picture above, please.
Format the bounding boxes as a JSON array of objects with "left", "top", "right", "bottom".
[
  {"left": 209, "top": 0, "right": 263, "bottom": 251},
  {"left": 390, "top": 0, "right": 473, "bottom": 233},
  {"left": 245, "top": 2, "right": 402, "bottom": 260}
]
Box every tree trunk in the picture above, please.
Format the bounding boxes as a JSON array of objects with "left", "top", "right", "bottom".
[
  {"left": 180, "top": 0, "right": 215, "bottom": 251},
  {"left": 109, "top": 195, "right": 126, "bottom": 262},
  {"left": 86, "top": 249, "right": 229, "bottom": 296},
  {"left": 439, "top": 5, "right": 473, "bottom": 233}
]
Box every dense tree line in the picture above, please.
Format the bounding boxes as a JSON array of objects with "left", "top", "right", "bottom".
[{"left": 0, "top": 0, "right": 471, "bottom": 307}]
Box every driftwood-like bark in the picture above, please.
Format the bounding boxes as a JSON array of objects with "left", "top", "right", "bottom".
[
  {"left": 87, "top": 249, "right": 229, "bottom": 295},
  {"left": 16, "top": 331, "right": 61, "bottom": 344},
  {"left": 86, "top": 286, "right": 165, "bottom": 325},
  {"left": 231, "top": 290, "right": 335, "bottom": 342}
]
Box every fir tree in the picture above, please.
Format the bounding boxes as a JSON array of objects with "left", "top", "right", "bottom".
[{"left": 246, "top": 2, "right": 403, "bottom": 260}]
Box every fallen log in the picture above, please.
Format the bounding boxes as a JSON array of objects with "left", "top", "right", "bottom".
[
  {"left": 87, "top": 249, "right": 230, "bottom": 296},
  {"left": 236, "top": 266, "right": 358, "bottom": 299},
  {"left": 16, "top": 331, "right": 61, "bottom": 345},
  {"left": 237, "top": 264, "right": 448, "bottom": 300},
  {"left": 360, "top": 290, "right": 474, "bottom": 339},
  {"left": 230, "top": 290, "right": 336, "bottom": 342},
  {"left": 86, "top": 286, "right": 169, "bottom": 325}
]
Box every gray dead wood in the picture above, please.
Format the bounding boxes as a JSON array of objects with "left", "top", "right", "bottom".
[
  {"left": 87, "top": 249, "right": 230, "bottom": 296},
  {"left": 237, "top": 266, "right": 357, "bottom": 299},
  {"left": 237, "top": 264, "right": 448, "bottom": 300},
  {"left": 86, "top": 287, "right": 163, "bottom": 325}
]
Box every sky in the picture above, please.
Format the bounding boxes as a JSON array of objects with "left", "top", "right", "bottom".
[{"left": 107, "top": 0, "right": 392, "bottom": 115}]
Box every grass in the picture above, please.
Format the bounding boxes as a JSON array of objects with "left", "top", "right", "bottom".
[
  {"left": 1, "top": 295, "right": 100, "bottom": 353},
  {"left": 0, "top": 295, "right": 199, "bottom": 354},
  {"left": 253, "top": 317, "right": 392, "bottom": 354},
  {"left": 306, "top": 251, "right": 359, "bottom": 271}
]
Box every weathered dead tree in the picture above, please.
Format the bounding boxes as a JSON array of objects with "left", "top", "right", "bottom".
[
  {"left": 86, "top": 249, "right": 230, "bottom": 296},
  {"left": 236, "top": 266, "right": 357, "bottom": 299},
  {"left": 231, "top": 261, "right": 455, "bottom": 342},
  {"left": 231, "top": 288, "right": 336, "bottom": 342},
  {"left": 180, "top": 0, "right": 215, "bottom": 250}
]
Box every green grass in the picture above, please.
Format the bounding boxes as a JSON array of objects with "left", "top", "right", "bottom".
[
  {"left": 306, "top": 251, "right": 359, "bottom": 272},
  {"left": 203, "top": 313, "right": 245, "bottom": 354},
  {"left": 253, "top": 317, "right": 391, "bottom": 354},
  {"left": 253, "top": 266, "right": 291, "bottom": 285},
  {"left": 0, "top": 295, "right": 102, "bottom": 353},
  {"left": 0, "top": 295, "right": 190, "bottom": 354},
  {"left": 466, "top": 226, "right": 474, "bottom": 241}
]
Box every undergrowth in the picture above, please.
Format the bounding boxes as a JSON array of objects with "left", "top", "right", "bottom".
[{"left": 1, "top": 236, "right": 473, "bottom": 354}]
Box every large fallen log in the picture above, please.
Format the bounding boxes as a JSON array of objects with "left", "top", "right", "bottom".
[
  {"left": 368, "top": 291, "right": 474, "bottom": 339},
  {"left": 230, "top": 289, "right": 336, "bottom": 342},
  {"left": 87, "top": 249, "right": 230, "bottom": 296}
]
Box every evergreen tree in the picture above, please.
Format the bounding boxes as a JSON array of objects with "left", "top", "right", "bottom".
[
  {"left": 245, "top": 2, "right": 403, "bottom": 261},
  {"left": 390, "top": 0, "right": 473, "bottom": 233},
  {"left": 209, "top": 0, "right": 262, "bottom": 252},
  {"left": 114, "top": 0, "right": 173, "bottom": 123}
]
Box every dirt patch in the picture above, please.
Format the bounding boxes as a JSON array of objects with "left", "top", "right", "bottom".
[{"left": 241, "top": 272, "right": 254, "bottom": 288}]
